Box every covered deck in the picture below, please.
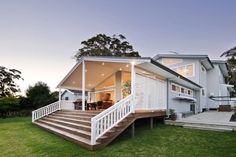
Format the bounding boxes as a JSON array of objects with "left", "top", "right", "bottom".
[{"left": 57, "top": 57, "right": 138, "bottom": 111}]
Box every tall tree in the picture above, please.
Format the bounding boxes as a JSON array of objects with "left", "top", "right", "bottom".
[
  {"left": 0, "top": 66, "right": 23, "bottom": 97},
  {"left": 226, "top": 56, "right": 236, "bottom": 95},
  {"left": 221, "top": 46, "right": 236, "bottom": 95},
  {"left": 26, "top": 81, "right": 55, "bottom": 108},
  {"left": 221, "top": 46, "right": 236, "bottom": 57},
  {"left": 74, "top": 34, "right": 140, "bottom": 60}
]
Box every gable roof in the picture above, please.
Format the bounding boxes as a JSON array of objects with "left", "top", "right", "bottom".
[
  {"left": 153, "top": 54, "right": 214, "bottom": 70},
  {"left": 61, "top": 89, "right": 87, "bottom": 97},
  {"left": 57, "top": 56, "right": 202, "bottom": 90}
]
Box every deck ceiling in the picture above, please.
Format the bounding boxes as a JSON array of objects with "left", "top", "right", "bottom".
[{"left": 59, "top": 61, "right": 131, "bottom": 90}]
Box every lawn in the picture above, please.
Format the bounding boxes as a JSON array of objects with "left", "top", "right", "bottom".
[{"left": 1, "top": 117, "right": 236, "bottom": 157}]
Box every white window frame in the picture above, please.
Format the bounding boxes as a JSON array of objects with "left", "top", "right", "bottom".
[
  {"left": 171, "top": 83, "right": 193, "bottom": 97},
  {"left": 172, "top": 63, "right": 195, "bottom": 78}
]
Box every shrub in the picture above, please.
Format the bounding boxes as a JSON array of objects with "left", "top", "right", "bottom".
[{"left": 0, "top": 97, "right": 20, "bottom": 118}]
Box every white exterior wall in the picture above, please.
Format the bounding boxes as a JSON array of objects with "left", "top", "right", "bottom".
[
  {"left": 168, "top": 82, "right": 197, "bottom": 113},
  {"left": 199, "top": 63, "right": 207, "bottom": 111},
  {"left": 135, "top": 73, "right": 167, "bottom": 110},
  {"left": 207, "top": 64, "right": 230, "bottom": 108},
  {"left": 61, "top": 91, "right": 77, "bottom": 100},
  {"left": 61, "top": 91, "right": 88, "bottom": 110},
  {"left": 158, "top": 58, "right": 203, "bottom": 112}
]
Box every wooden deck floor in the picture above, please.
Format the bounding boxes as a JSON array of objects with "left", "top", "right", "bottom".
[
  {"left": 134, "top": 110, "right": 166, "bottom": 119},
  {"left": 62, "top": 109, "right": 166, "bottom": 119}
]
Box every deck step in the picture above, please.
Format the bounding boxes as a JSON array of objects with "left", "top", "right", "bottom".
[
  {"left": 50, "top": 113, "right": 91, "bottom": 121},
  {"left": 53, "top": 113, "right": 94, "bottom": 118},
  {"left": 58, "top": 110, "right": 99, "bottom": 116},
  {"left": 37, "top": 119, "right": 91, "bottom": 139},
  {"left": 48, "top": 115, "right": 91, "bottom": 126},
  {"left": 33, "top": 110, "right": 164, "bottom": 150},
  {"left": 34, "top": 121, "right": 100, "bottom": 150},
  {"left": 43, "top": 117, "right": 91, "bottom": 132},
  {"left": 52, "top": 113, "right": 95, "bottom": 119}
]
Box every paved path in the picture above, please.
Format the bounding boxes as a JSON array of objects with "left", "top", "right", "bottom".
[{"left": 177, "top": 111, "right": 236, "bottom": 126}]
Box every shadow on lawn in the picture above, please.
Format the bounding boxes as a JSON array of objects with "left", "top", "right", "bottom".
[{"left": 109, "top": 118, "right": 165, "bottom": 146}]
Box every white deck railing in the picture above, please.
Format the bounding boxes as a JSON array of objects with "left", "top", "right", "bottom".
[
  {"left": 32, "top": 101, "right": 60, "bottom": 122},
  {"left": 91, "top": 94, "right": 134, "bottom": 145}
]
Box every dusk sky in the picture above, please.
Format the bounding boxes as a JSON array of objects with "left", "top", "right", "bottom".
[{"left": 0, "top": 0, "right": 236, "bottom": 94}]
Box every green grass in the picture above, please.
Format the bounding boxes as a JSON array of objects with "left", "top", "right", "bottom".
[{"left": 1, "top": 117, "right": 236, "bottom": 157}]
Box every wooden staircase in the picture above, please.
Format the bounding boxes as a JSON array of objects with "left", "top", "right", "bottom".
[{"left": 33, "top": 110, "right": 136, "bottom": 150}]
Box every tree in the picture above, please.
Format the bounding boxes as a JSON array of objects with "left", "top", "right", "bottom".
[
  {"left": 221, "top": 47, "right": 236, "bottom": 95},
  {"left": 0, "top": 66, "right": 23, "bottom": 97},
  {"left": 26, "top": 82, "right": 56, "bottom": 108},
  {"left": 226, "top": 56, "right": 236, "bottom": 95},
  {"left": 74, "top": 34, "right": 140, "bottom": 60},
  {"left": 221, "top": 46, "right": 236, "bottom": 57}
]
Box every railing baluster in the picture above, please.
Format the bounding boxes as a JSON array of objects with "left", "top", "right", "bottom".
[
  {"left": 32, "top": 101, "right": 60, "bottom": 122},
  {"left": 90, "top": 95, "right": 134, "bottom": 145}
]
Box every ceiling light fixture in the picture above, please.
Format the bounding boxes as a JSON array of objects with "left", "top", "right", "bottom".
[
  {"left": 102, "top": 62, "right": 105, "bottom": 65},
  {"left": 119, "top": 68, "right": 122, "bottom": 71},
  {"left": 101, "top": 73, "right": 105, "bottom": 76}
]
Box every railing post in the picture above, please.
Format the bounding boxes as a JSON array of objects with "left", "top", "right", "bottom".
[
  {"left": 91, "top": 118, "right": 96, "bottom": 145},
  {"left": 59, "top": 88, "right": 62, "bottom": 110},
  {"left": 32, "top": 111, "right": 35, "bottom": 122},
  {"left": 131, "top": 61, "right": 136, "bottom": 113},
  {"left": 82, "top": 60, "right": 86, "bottom": 111}
]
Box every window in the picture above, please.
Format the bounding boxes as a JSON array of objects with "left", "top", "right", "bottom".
[
  {"left": 172, "top": 84, "right": 176, "bottom": 91},
  {"left": 65, "top": 97, "right": 69, "bottom": 100},
  {"left": 172, "top": 64, "right": 194, "bottom": 77},
  {"left": 188, "top": 90, "right": 192, "bottom": 95},
  {"left": 162, "top": 58, "right": 183, "bottom": 66},
  {"left": 171, "top": 83, "right": 193, "bottom": 96},
  {"left": 202, "top": 89, "right": 205, "bottom": 96},
  {"left": 186, "top": 64, "right": 193, "bottom": 76}
]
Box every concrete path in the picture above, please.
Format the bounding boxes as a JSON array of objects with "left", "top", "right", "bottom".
[{"left": 177, "top": 111, "right": 236, "bottom": 126}]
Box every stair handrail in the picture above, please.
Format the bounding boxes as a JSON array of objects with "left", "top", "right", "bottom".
[
  {"left": 91, "top": 94, "right": 134, "bottom": 145},
  {"left": 32, "top": 101, "right": 60, "bottom": 122}
]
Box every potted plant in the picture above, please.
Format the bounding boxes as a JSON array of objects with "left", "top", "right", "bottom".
[
  {"left": 169, "top": 109, "right": 177, "bottom": 121},
  {"left": 122, "top": 80, "right": 131, "bottom": 98}
]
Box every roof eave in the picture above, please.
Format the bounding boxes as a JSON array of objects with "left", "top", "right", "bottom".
[{"left": 150, "top": 59, "right": 202, "bottom": 89}]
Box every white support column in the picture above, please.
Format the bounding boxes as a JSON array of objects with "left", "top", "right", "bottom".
[
  {"left": 59, "top": 88, "right": 62, "bottom": 110},
  {"left": 82, "top": 60, "right": 86, "bottom": 111},
  {"left": 87, "top": 92, "right": 91, "bottom": 103},
  {"left": 131, "top": 61, "right": 136, "bottom": 112}
]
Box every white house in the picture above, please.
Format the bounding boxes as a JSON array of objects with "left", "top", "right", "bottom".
[
  {"left": 31, "top": 54, "right": 234, "bottom": 150},
  {"left": 153, "top": 54, "right": 233, "bottom": 114},
  {"left": 32, "top": 56, "right": 201, "bottom": 150},
  {"left": 61, "top": 89, "right": 88, "bottom": 101}
]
